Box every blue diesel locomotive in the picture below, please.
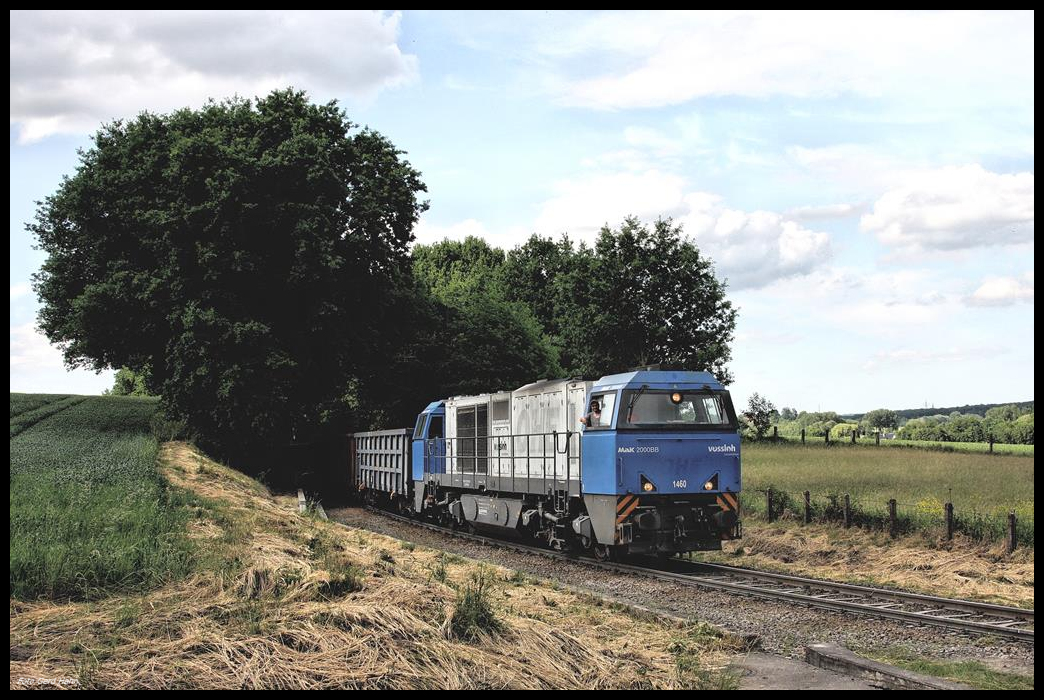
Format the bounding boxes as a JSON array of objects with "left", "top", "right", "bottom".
[{"left": 352, "top": 369, "right": 741, "bottom": 559}]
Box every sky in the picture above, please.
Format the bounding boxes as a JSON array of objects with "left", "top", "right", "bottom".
[{"left": 9, "top": 10, "right": 1035, "bottom": 413}]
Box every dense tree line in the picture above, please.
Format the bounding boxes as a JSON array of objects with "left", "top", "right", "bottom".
[
  {"left": 897, "top": 406, "right": 1034, "bottom": 445},
  {"left": 886, "top": 401, "right": 1034, "bottom": 421},
  {"left": 766, "top": 403, "right": 1033, "bottom": 445},
  {"left": 413, "top": 222, "right": 736, "bottom": 385},
  {"left": 36, "top": 89, "right": 737, "bottom": 469}
]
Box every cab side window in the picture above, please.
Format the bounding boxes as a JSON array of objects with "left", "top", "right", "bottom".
[{"left": 587, "top": 392, "right": 616, "bottom": 429}]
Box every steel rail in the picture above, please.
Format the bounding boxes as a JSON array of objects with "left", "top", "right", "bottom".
[{"left": 356, "top": 507, "right": 1034, "bottom": 642}]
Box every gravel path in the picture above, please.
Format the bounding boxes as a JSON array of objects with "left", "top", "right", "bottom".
[{"left": 329, "top": 506, "right": 1035, "bottom": 675}]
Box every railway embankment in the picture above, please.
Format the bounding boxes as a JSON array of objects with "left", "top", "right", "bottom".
[{"left": 12, "top": 440, "right": 744, "bottom": 689}]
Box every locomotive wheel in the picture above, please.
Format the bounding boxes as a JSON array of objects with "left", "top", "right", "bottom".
[{"left": 593, "top": 544, "right": 613, "bottom": 562}]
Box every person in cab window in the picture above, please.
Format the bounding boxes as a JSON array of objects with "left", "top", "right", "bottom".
[{"left": 580, "top": 399, "right": 602, "bottom": 428}]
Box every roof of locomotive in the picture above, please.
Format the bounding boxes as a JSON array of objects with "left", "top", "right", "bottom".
[
  {"left": 591, "top": 370, "right": 724, "bottom": 391},
  {"left": 512, "top": 377, "right": 588, "bottom": 395}
]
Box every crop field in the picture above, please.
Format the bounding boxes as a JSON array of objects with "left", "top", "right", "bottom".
[
  {"left": 739, "top": 442, "right": 1034, "bottom": 546},
  {"left": 10, "top": 393, "right": 193, "bottom": 600},
  {"left": 10, "top": 392, "right": 70, "bottom": 418}
]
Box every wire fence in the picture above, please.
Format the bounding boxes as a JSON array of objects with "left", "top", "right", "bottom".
[{"left": 739, "top": 487, "right": 1032, "bottom": 551}]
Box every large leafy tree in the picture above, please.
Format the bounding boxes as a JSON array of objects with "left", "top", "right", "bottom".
[
  {"left": 30, "top": 89, "right": 428, "bottom": 460},
  {"left": 861, "top": 408, "right": 899, "bottom": 432}
]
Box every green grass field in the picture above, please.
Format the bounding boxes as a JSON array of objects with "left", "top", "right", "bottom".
[
  {"left": 740, "top": 442, "right": 1034, "bottom": 546},
  {"left": 10, "top": 393, "right": 194, "bottom": 600}
]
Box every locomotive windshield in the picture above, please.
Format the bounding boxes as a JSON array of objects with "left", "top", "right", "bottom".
[{"left": 618, "top": 390, "right": 736, "bottom": 430}]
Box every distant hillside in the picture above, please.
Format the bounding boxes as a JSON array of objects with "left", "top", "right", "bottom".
[{"left": 842, "top": 401, "right": 1034, "bottom": 421}]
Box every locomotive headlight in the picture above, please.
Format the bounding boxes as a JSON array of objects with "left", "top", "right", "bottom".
[
  {"left": 703, "top": 480, "right": 715, "bottom": 490},
  {"left": 643, "top": 481, "right": 655, "bottom": 492},
  {"left": 670, "top": 392, "right": 683, "bottom": 404}
]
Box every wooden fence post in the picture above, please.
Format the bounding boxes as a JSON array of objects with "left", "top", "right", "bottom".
[
  {"left": 988, "top": 437, "right": 994, "bottom": 454},
  {"left": 803, "top": 490, "right": 812, "bottom": 524},
  {"left": 773, "top": 425, "right": 778, "bottom": 440},
  {"left": 888, "top": 499, "right": 898, "bottom": 538},
  {"left": 824, "top": 430, "right": 830, "bottom": 445},
  {"left": 876, "top": 431, "right": 881, "bottom": 446},
  {"left": 944, "top": 502, "right": 954, "bottom": 540},
  {"left": 767, "top": 488, "right": 775, "bottom": 522},
  {"left": 1008, "top": 511, "right": 1017, "bottom": 554},
  {"left": 851, "top": 430, "right": 856, "bottom": 444},
  {"left": 801, "top": 428, "right": 805, "bottom": 444},
  {"left": 843, "top": 494, "right": 851, "bottom": 528}
]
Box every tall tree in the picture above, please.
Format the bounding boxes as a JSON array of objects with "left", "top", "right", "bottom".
[
  {"left": 861, "top": 408, "right": 899, "bottom": 432},
  {"left": 505, "top": 218, "right": 737, "bottom": 381},
  {"left": 30, "top": 89, "right": 428, "bottom": 461},
  {"left": 743, "top": 393, "right": 777, "bottom": 440}
]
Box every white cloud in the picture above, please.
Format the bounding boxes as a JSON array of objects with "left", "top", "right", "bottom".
[
  {"left": 680, "top": 194, "right": 832, "bottom": 290},
  {"left": 860, "top": 165, "right": 1034, "bottom": 253},
  {"left": 527, "top": 170, "right": 832, "bottom": 289},
  {"left": 10, "top": 10, "right": 418, "bottom": 141},
  {"left": 534, "top": 170, "right": 689, "bottom": 239},
  {"left": 964, "top": 272, "right": 1034, "bottom": 307},
  {"left": 10, "top": 284, "right": 31, "bottom": 300},
  {"left": 10, "top": 322, "right": 65, "bottom": 371},
  {"left": 542, "top": 11, "right": 1032, "bottom": 112},
  {"left": 10, "top": 322, "right": 114, "bottom": 394}
]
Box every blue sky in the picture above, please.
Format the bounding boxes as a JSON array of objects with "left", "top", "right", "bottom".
[{"left": 9, "top": 10, "right": 1035, "bottom": 412}]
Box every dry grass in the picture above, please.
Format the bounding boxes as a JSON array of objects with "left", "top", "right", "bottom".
[
  {"left": 696, "top": 518, "right": 1034, "bottom": 608},
  {"left": 11, "top": 442, "right": 741, "bottom": 689}
]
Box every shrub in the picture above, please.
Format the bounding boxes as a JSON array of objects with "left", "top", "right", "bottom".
[{"left": 450, "top": 570, "right": 503, "bottom": 641}]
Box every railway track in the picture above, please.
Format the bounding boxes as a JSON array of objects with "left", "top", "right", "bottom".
[{"left": 359, "top": 507, "right": 1034, "bottom": 642}]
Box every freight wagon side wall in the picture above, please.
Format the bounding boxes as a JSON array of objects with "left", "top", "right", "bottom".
[{"left": 349, "top": 428, "right": 411, "bottom": 498}]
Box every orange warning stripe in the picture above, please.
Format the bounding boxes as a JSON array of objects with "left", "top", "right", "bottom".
[
  {"left": 716, "top": 492, "right": 738, "bottom": 511},
  {"left": 617, "top": 496, "right": 639, "bottom": 523},
  {"left": 617, "top": 493, "right": 637, "bottom": 513}
]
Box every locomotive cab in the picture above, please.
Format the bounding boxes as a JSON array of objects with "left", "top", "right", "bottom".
[
  {"left": 411, "top": 401, "right": 446, "bottom": 513},
  {"left": 579, "top": 371, "right": 742, "bottom": 558}
]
